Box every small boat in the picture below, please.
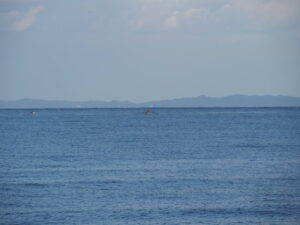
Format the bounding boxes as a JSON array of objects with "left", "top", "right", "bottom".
[
  {"left": 144, "top": 109, "right": 153, "bottom": 115},
  {"left": 31, "top": 111, "right": 36, "bottom": 115}
]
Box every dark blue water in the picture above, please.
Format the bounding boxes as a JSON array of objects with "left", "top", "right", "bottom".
[{"left": 0, "top": 108, "right": 300, "bottom": 225}]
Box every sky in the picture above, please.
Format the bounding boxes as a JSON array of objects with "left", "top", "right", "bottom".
[{"left": 0, "top": 0, "right": 300, "bottom": 102}]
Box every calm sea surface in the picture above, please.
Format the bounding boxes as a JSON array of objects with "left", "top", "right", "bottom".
[{"left": 0, "top": 108, "right": 300, "bottom": 225}]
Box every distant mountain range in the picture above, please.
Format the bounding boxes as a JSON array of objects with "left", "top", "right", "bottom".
[{"left": 1, "top": 95, "right": 300, "bottom": 108}]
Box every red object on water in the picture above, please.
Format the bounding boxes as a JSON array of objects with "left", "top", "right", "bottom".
[{"left": 144, "top": 110, "right": 153, "bottom": 114}]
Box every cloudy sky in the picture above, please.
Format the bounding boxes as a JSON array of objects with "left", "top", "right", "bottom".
[{"left": 1, "top": 0, "right": 300, "bottom": 102}]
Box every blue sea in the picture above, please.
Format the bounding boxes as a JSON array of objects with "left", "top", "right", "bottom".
[{"left": 0, "top": 108, "right": 300, "bottom": 225}]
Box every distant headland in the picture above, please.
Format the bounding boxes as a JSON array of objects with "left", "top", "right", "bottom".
[{"left": 1, "top": 95, "right": 300, "bottom": 108}]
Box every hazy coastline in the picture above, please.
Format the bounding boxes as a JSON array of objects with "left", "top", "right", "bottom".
[{"left": 1, "top": 95, "right": 300, "bottom": 109}]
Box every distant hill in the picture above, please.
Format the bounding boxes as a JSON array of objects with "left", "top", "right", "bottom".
[
  {"left": 1, "top": 95, "right": 300, "bottom": 108},
  {"left": 138, "top": 95, "right": 300, "bottom": 107}
]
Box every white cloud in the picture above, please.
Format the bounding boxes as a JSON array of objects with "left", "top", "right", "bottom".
[
  {"left": 163, "top": 8, "right": 210, "bottom": 29},
  {"left": 0, "top": 6, "right": 44, "bottom": 31},
  {"left": 130, "top": 0, "right": 201, "bottom": 29},
  {"left": 130, "top": 0, "right": 300, "bottom": 31},
  {"left": 13, "top": 6, "right": 44, "bottom": 31}
]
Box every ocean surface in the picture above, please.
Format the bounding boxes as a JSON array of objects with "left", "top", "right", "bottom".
[{"left": 0, "top": 108, "right": 300, "bottom": 225}]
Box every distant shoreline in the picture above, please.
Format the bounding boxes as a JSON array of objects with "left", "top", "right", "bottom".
[
  {"left": 0, "top": 107, "right": 300, "bottom": 110},
  {"left": 1, "top": 95, "right": 300, "bottom": 109}
]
